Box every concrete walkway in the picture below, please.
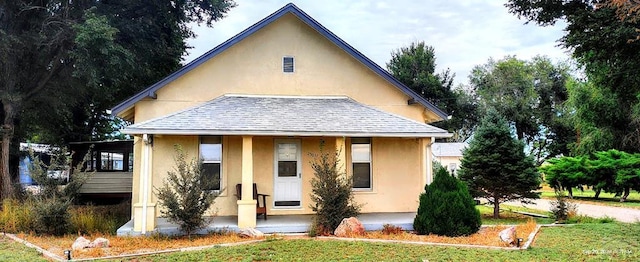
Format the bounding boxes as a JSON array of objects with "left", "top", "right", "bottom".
[{"left": 505, "top": 199, "right": 640, "bottom": 223}]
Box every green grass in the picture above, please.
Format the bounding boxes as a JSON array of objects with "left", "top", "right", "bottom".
[
  {"left": 541, "top": 188, "right": 640, "bottom": 209},
  {"left": 2, "top": 223, "right": 638, "bottom": 261},
  {"left": 477, "top": 204, "right": 556, "bottom": 225},
  {"left": 0, "top": 237, "right": 47, "bottom": 262},
  {"left": 103, "top": 223, "right": 640, "bottom": 262}
]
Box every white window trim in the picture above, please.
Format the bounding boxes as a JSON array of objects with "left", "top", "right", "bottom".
[
  {"left": 200, "top": 136, "right": 223, "bottom": 194},
  {"left": 351, "top": 138, "right": 372, "bottom": 191}
]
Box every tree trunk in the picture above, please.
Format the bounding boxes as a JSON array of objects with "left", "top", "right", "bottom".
[
  {"left": 493, "top": 198, "right": 500, "bottom": 219},
  {"left": 1, "top": 101, "right": 16, "bottom": 200},
  {"left": 567, "top": 187, "right": 573, "bottom": 198},
  {"left": 594, "top": 188, "right": 601, "bottom": 199},
  {"left": 621, "top": 187, "right": 630, "bottom": 202}
]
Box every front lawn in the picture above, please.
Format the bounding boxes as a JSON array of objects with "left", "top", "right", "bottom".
[
  {"left": 540, "top": 187, "right": 640, "bottom": 209},
  {"left": 113, "top": 223, "right": 639, "bottom": 262},
  {"left": 477, "top": 204, "right": 555, "bottom": 225},
  {"left": 3, "top": 222, "right": 637, "bottom": 261}
]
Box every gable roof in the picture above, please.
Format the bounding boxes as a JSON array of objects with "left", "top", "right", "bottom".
[
  {"left": 122, "top": 95, "right": 451, "bottom": 138},
  {"left": 110, "top": 3, "right": 449, "bottom": 120},
  {"left": 432, "top": 142, "right": 467, "bottom": 157}
]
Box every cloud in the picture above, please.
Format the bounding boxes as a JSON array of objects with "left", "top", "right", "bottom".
[{"left": 185, "top": 0, "right": 569, "bottom": 85}]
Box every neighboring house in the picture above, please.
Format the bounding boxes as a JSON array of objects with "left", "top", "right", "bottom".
[
  {"left": 70, "top": 140, "right": 134, "bottom": 202},
  {"left": 432, "top": 142, "right": 467, "bottom": 176},
  {"left": 111, "top": 3, "right": 451, "bottom": 234}
]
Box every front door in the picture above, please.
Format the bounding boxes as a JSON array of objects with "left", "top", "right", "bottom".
[{"left": 273, "top": 139, "right": 302, "bottom": 207}]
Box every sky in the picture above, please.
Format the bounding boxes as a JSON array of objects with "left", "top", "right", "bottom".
[{"left": 184, "top": 0, "right": 570, "bottom": 86}]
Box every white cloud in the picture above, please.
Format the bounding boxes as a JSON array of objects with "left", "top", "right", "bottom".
[{"left": 184, "top": 0, "right": 569, "bottom": 85}]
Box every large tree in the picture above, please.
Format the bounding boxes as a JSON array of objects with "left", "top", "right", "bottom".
[
  {"left": 506, "top": 1, "right": 640, "bottom": 155},
  {"left": 470, "top": 55, "right": 573, "bottom": 163},
  {"left": 387, "top": 41, "right": 478, "bottom": 141},
  {"left": 0, "top": 0, "right": 236, "bottom": 199},
  {"left": 458, "top": 110, "right": 540, "bottom": 218}
]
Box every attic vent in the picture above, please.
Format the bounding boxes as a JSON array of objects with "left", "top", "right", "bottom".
[{"left": 283, "top": 56, "right": 294, "bottom": 73}]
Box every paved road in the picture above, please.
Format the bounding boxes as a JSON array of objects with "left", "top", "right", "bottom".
[{"left": 505, "top": 199, "right": 640, "bottom": 223}]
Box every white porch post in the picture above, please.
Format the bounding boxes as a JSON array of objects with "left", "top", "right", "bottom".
[
  {"left": 335, "top": 137, "right": 347, "bottom": 175},
  {"left": 237, "top": 136, "right": 257, "bottom": 228},
  {"left": 133, "top": 134, "right": 157, "bottom": 234},
  {"left": 426, "top": 137, "right": 434, "bottom": 184}
]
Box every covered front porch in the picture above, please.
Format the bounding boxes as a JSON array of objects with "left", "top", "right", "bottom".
[{"left": 117, "top": 212, "right": 416, "bottom": 236}]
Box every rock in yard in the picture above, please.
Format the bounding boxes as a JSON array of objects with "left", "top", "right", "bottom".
[
  {"left": 89, "top": 237, "right": 110, "bottom": 248},
  {"left": 334, "top": 217, "right": 365, "bottom": 237},
  {"left": 499, "top": 226, "right": 516, "bottom": 246},
  {"left": 72, "top": 236, "right": 91, "bottom": 250},
  {"left": 240, "top": 228, "right": 264, "bottom": 238}
]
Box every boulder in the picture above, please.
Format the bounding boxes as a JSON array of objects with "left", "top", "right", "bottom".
[
  {"left": 240, "top": 228, "right": 264, "bottom": 238},
  {"left": 499, "top": 226, "right": 516, "bottom": 246},
  {"left": 71, "top": 236, "right": 91, "bottom": 250},
  {"left": 334, "top": 217, "right": 365, "bottom": 237},
  {"left": 89, "top": 237, "right": 110, "bottom": 248}
]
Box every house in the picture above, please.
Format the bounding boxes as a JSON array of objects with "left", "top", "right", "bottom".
[
  {"left": 111, "top": 3, "right": 451, "bottom": 235},
  {"left": 69, "top": 140, "right": 134, "bottom": 203},
  {"left": 432, "top": 142, "right": 467, "bottom": 176}
]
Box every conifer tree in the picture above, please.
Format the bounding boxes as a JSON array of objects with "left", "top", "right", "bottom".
[
  {"left": 459, "top": 110, "right": 540, "bottom": 218},
  {"left": 414, "top": 167, "right": 481, "bottom": 236}
]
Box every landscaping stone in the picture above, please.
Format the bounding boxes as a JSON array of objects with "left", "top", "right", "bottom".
[
  {"left": 89, "top": 237, "right": 110, "bottom": 248},
  {"left": 240, "top": 228, "right": 264, "bottom": 238},
  {"left": 334, "top": 217, "right": 365, "bottom": 237},
  {"left": 72, "top": 236, "right": 91, "bottom": 250},
  {"left": 499, "top": 226, "right": 516, "bottom": 246}
]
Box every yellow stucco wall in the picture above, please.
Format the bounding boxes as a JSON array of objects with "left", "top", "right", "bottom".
[
  {"left": 132, "top": 13, "right": 437, "bottom": 125},
  {"left": 143, "top": 135, "right": 425, "bottom": 217}
]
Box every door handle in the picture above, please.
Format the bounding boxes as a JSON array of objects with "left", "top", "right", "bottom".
[{"left": 298, "top": 173, "right": 301, "bottom": 178}]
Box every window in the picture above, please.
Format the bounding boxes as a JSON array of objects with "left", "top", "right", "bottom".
[
  {"left": 200, "top": 136, "right": 222, "bottom": 191},
  {"left": 351, "top": 138, "right": 371, "bottom": 189},
  {"left": 283, "top": 56, "right": 294, "bottom": 73},
  {"left": 87, "top": 150, "right": 130, "bottom": 172}
]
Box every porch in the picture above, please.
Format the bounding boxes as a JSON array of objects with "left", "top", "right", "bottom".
[{"left": 116, "top": 212, "right": 416, "bottom": 236}]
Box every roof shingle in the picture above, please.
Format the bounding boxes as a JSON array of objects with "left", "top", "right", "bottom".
[{"left": 123, "top": 95, "right": 451, "bottom": 138}]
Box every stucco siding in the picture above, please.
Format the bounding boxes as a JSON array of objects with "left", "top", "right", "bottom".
[
  {"left": 134, "top": 13, "right": 430, "bottom": 125},
  {"left": 139, "top": 135, "right": 424, "bottom": 218}
]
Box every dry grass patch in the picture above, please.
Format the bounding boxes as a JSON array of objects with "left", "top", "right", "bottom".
[
  {"left": 358, "top": 219, "right": 538, "bottom": 247},
  {"left": 16, "top": 231, "right": 259, "bottom": 260}
]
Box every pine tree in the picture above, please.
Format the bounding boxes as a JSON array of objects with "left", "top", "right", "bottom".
[
  {"left": 414, "top": 167, "right": 481, "bottom": 236},
  {"left": 458, "top": 110, "right": 541, "bottom": 218}
]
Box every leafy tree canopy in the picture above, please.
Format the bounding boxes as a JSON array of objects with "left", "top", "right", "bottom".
[
  {"left": 387, "top": 41, "right": 478, "bottom": 141},
  {"left": 470, "top": 55, "right": 573, "bottom": 163},
  {"left": 0, "top": 0, "right": 236, "bottom": 199}
]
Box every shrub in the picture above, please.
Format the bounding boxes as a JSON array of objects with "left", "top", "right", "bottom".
[
  {"left": 309, "top": 141, "right": 360, "bottom": 234},
  {"left": 33, "top": 197, "right": 71, "bottom": 235},
  {"left": 155, "top": 145, "right": 220, "bottom": 238},
  {"left": 549, "top": 188, "right": 577, "bottom": 223},
  {"left": 381, "top": 224, "right": 403, "bottom": 235},
  {"left": 414, "top": 167, "right": 481, "bottom": 236}
]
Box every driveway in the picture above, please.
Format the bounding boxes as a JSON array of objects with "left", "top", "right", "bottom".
[{"left": 504, "top": 198, "right": 640, "bottom": 223}]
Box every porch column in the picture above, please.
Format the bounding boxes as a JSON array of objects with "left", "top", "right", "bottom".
[
  {"left": 237, "top": 136, "right": 257, "bottom": 228},
  {"left": 133, "top": 134, "right": 157, "bottom": 234},
  {"left": 335, "top": 136, "right": 347, "bottom": 175}
]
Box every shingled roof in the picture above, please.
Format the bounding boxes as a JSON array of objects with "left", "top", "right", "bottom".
[
  {"left": 110, "top": 3, "right": 448, "bottom": 120},
  {"left": 122, "top": 95, "right": 451, "bottom": 138}
]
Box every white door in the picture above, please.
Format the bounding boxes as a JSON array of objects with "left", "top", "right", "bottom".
[{"left": 273, "top": 140, "right": 302, "bottom": 207}]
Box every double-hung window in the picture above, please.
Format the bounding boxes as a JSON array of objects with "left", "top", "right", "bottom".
[
  {"left": 200, "top": 137, "right": 222, "bottom": 191},
  {"left": 351, "top": 138, "right": 371, "bottom": 190}
]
